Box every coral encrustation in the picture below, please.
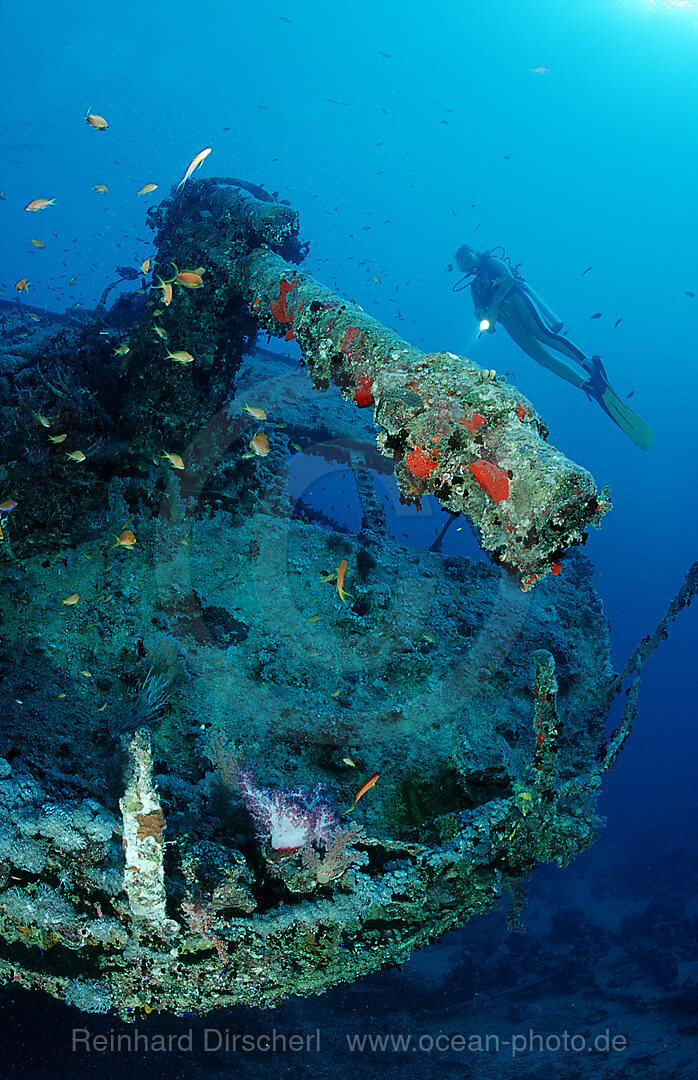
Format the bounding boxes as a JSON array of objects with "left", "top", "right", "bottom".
[{"left": 234, "top": 767, "right": 340, "bottom": 852}]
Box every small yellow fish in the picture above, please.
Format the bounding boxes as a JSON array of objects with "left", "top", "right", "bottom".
[
  {"left": 93, "top": 184, "right": 108, "bottom": 193},
  {"left": 177, "top": 147, "right": 212, "bottom": 190},
  {"left": 140, "top": 259, "right": 150, "bottom": 274},
  {"left": 372, "top": 274, "right": 381, "bottom": 284},
  {"left": 163, "top": 452, "right": 185, "bottom": 470},
  {"left": 85, "top": 111, "right": 108, "bottom": 130},
  {"left": 62, "top": 593, "right": 80, "bottom": 606},
  {"left": 343, "top": 757, "right": 356, "bottom": 767},
  {"left": 0, "top": 499, "right": 17, "bottom": 512},
  {"left": 113, "top": 529, "right": 136, "bottom": 549},
  {"left": 330, "top": 689, "right": 341, "bottom": 697},
  {"left": 114, "top": 343, "right": 130, "bottom": 356},
  {"left": 15, "top": 278, "right": 29, "bottom": 292},
  {"left": 30, "top": 238, "right": 45, "bottom": 249},
  {"left": 249, "top": 431, "right": 270, "bottom": 457},
  {"left": 37, "top": 414, "right": 51, "bottom": 427},
  {"left": 27, "top": 312, "right": 40, "bottom": 321},
  {"left": 154, "top": 325, "right": 167, "bottom": 339},
  {"left": 25, "top": 198, "right": 55, "bottom": 211},
  {"left": 244, "top": 402, "right": 267, "bottom": 420},
  {"left": 69, "top": 274, "right": 80, "bottom": 286},
  {"left": 165, "top": 349, "right": 193, "bottom": 364},
  {"left": 138, "top": 183, "right": 158, "bottom": 196},
  {"left": 65, "top": 450, "right": 86, "bottom": 462},
  {"left": 49, "top": 434, "right": 67, "bottom": 443}
]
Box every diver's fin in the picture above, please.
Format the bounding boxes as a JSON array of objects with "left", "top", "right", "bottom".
[{"left": 597, "top": 383, "right": 655, "bottom": 451}]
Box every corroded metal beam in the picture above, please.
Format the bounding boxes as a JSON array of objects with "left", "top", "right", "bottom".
[{"left": 235, "top": 249, "right": 611, "bottom": 588}]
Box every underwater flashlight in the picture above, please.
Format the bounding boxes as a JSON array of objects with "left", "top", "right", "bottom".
[{"left": 479, "top": 318, "right": 491, "bottom": 332}]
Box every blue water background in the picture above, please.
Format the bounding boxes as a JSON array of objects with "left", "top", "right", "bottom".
[{"left": 1, "top": 0, "right": 696, "bottom": 1038}]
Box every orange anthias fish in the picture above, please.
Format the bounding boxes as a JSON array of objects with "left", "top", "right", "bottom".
[
  {"left": 113, "top": 529, "right": 136, "bottom": 549},
  {"left": 93, "top": 184, "right": 108, "bottom": 193},
  {"left": 15, "top": 278, "right": 29, "bottom": 292},
  {"left": 165, "top": 349, "right": 194, "bottom": 365},
  {"left": 346, "top": 773, "right": 379, "bottom": 813},
  {"left": 62, "top": 593, "right": 80, "bottom": 606},
  {"left": 176, "top": 147, "right": 212, "bottom": 190},
  {"left": 138, "top": 184, "right": 158, "bottom": 196},
  {"left": 244, "top": 402, "right": 267, "bottom": 420},
  {"left": 249, "top": 432, "right": 270, "bottom": 457},
  {"left": 85, "top": 111, "right": 108, "bottom": 130},
  {"left": 140, "top": 259, "right": 150, "bottom": 274},
  {"left": 172, "top": 265, "right": 204, "bottom": 289},
  {"left": 30, "top": 238, "right": 45, "bottom": 249},
  {"left": 25, "top": 198, "right": 55, "bottom": 211},
  {"left": 155, "top": 277, "right": 173, "bottom": 306},
  {"left": 163, "top": 452, "right": 185, "bottom": 470},
  {"left": 336, "top": 559, "right": 352, "bottom": 604},
  {"left": 65, "top": 450, "right": 86, "bottom": 462},
  {"left": 0, "top": 499, "right": 18, "bottom": 512}
]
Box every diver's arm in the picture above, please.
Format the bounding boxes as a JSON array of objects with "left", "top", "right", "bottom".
[{"left": 480, "top": 258, "right": 516, "bottom": 317}]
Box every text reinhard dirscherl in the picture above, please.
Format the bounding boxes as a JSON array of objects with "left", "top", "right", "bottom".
[
  {"left": 72, "top": 1028, "right": 321, "bottom": 1053},
  {"left": 71, "top": 1027, "right": 629, "bottom": 1058}
]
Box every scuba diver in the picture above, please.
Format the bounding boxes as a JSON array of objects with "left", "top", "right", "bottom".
[{"left": 454, "top": 244, "right": 654, "bottom": 451}]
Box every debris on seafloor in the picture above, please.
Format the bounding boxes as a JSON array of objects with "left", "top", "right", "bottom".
[{"left": 0, "top": 178, "right": 694, "bottom": 1020}]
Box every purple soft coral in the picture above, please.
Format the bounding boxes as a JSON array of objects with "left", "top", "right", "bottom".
[{"left": 234, "top": 767, "right": 340, "bottom": 852}]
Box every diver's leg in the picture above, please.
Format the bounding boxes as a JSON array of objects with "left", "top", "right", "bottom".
[
  {"left": 500, "top": 300, "right": 654, "bottom": 449},
  {"left": 498, "top": 310, "right": 588, "bottom": 388},
  {"left": 503, "top": 290, "right": 591, "bottom": 372}
]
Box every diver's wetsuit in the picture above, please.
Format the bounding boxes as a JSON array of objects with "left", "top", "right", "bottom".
[
  {"left": 468, "top": 254, "right": 590, "bottom": 388},
  {"left": 455, "top": 245, "right": 654, "bottom": 450}
]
